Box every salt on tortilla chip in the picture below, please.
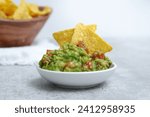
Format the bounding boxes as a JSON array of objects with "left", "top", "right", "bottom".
[
  {"left": 71, "top": 24, "right": 112, "bottom": 54},
  {"left": 53, "top": 24, "right": 97, "bottom": 47}
]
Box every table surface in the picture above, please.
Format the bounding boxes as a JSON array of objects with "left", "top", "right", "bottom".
[{"left": 0, "top": 37, "right": 150, "bottom": 100}]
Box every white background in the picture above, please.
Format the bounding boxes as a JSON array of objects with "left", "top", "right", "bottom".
[{"left": 13, "top": 0, "right": 150, "bottom": 38}]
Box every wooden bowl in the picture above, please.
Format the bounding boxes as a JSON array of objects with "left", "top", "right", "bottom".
[{"left": 0, "top": 7, "right": 51, "bottom": 47}]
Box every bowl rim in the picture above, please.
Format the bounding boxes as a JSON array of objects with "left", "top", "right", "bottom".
[
  {"left": 35, "top": 62, "right": 117, "bottom": 74},
  {"left": 0, "top": 6, "right": 52, "bottom": 23}
]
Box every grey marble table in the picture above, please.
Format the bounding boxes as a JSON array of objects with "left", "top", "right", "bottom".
[{"left": 0, "top": 37, "right": 150, "bottom": 100}]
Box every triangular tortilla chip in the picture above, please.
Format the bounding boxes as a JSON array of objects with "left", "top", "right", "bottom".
[
  {"left": 53, "top": 24, "right": 96, "bottom": 47},
  {"left": 13, "top": 0, "right": 32, "bottom": 20},
  {"left": 71, "top": 24, "right": 112, "bottom": 54}
]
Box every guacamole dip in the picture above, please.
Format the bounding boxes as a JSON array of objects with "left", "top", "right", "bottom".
[{"left": 39, "top": 43, "right": 112, "bottom": 72}]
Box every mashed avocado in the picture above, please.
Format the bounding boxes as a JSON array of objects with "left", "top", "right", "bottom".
[{"left": 39, "top": 43, "right": 112, "bottom": 72}]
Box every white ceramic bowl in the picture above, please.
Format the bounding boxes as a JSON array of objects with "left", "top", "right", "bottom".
[{"left": 35, "top": 62, "right": 117, "bottom": 88}]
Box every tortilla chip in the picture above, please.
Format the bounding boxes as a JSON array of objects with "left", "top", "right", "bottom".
[
  {"left": 0, "top": 0, "right": 17, "bottom": 16},
  {"left": 37, "top": 6, "right": 51, "bottom": 15},
  {"left": 0, "top": 10, "right": 7, "bottom": 19},
  {"left": 27, "top": 3, "right": 39, "bottom": 17},
  {"left": 53, "top": 24, "right": 97, "bottom": 47},
  {"left": 0, "top": 0, "right": 5, "bottom": 5},
  {"left": 13, "top": 0, "right": 32, "bottom": 20},
  {"left": 27, "top": 3, "right": 51, "bottom": 17},
  {"left": 71, "top": 24, "right": 112, "bottom": 54}
]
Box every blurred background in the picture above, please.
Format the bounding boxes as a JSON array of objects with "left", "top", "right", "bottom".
[
  {"left": 14, "top": 0, "right": 150, "bottom": 38},
  {"left": 1, "top": 0, "right": 150, "bottom": 65}
]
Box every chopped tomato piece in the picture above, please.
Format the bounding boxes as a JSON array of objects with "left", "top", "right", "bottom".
[
  {"left": 99, "top": 53, "right": 105, "bottom": 59},
  {"left": 77, "top": 41, "right": 89, "bottom": 53},
  {"left": 46, "top": 50, "right": 53, "bottom": 56},
  {"left": 92, "top": 51, "right": 105, "bottom": 59},
  {"left": 46, "top": 50, "right": 52, "bottom": 54},
  {"left": 85, "top": 61, "right": 92, "bottom": 69}
]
